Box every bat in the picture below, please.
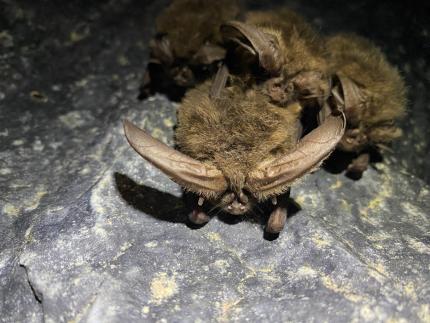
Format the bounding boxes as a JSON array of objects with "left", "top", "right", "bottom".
[{"left": 125, "top": 1, "right": 406, "bottom": 234}]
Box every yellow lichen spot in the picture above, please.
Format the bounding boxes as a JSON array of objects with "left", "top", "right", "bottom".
[
  {"left": 3, "top": 203, "right": 19, "bottom": 216},
  {"left": 80, "top": 166, "right": 91, "bottom": 175},
  {"left": 70, "top": 23, "right": 90, "bottom": 43},
  {"left": 150, "top": 272, "right": 178, "bottom": 304},
  {"left": 92, "top": 222, "right": 108, "bottom": 239},
  {"left": 117, "top": 54, "right": 130, "bottom": 66},
  {"left": 151, "top": 128, "right": 166, "bottom": 141},
  {"left": 368, "top": 196, "right": 383, "bottom": 210},
  {"left": 402, "top": 202, "right": 427, "bottom": 222},
  {"left": 295, "top": 195, "right": 305, "bottom": 205},
  {"left": 0, "top": 30, "right": 14, "bottom": 47},
  {"left": 360, "top": 305, "right": 376, "bottom": 321},
  {"left": 163, "top": 118, "right": 174, "bottom": 127},
  {"left": 406, "top": 237, "right": 430, "bottom": 255},
  {"left": 90, "top": 174, "right": 111, "bottom": 214},
  {"left": 330, "top": 179, "right": 343, "bottom": 190},
  {"left": 218, "top": 299, "right": 242, "bottom": 322},
  {"left": 213, "top": 259, "right": 230, "bottom": 274},
  {"left": 321, "top": 275, "right": 363, "bottom": 303},
  {"left": 340, "top": 199, "right": 352, "bottom": 212},
  {"left": 359, "top": 178, "right": 392, "bottom": 218},
  {"left": 367, "top": 232, "right": 391, "bottom": 242},
  {"left": 367, "top": 269, "right": 385, "bottom": 284},
  {"left": 296, "top": 265, "right": 317, "bottom": 277},
  {"left": 403, "top": 282, "right": 417, "bottom": 301},
  {"left": 0, "top": 168, "right": 12, "bottom": 175},
  {"left": 12, "top": 139, "right": 24, "bottom": 146},
  {"left": 418, "top": 187, "right": 429, "bottom": 200},
  {"left": 372, "top": 262, "right": 389, "bottom": 276},
  {"left": 207, "top": 232, "right": 221, "bottom": 242},
  {"left": 141, "top": 306, "right": 150, "bottom": 314},
  {"left": 311, "top": 234, "right": 330, "bottom": 248},
  {"left": 385, "top": 317, "right": 408, "bottom": 323},
  {"left": 24, "top": 189, "right": 47, "bottom": 211},
  {"left": 418, "top": 304, "right": 430, "bottom": 323},
  {"left": 144, "top": 241, "right": 158, "bottom": 248},
  {"left": 75, "top": 78, "right": 88, "bottom": 87}
]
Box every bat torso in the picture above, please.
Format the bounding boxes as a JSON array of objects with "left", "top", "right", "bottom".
[{"left": 175, "top": 81, "right": 302, "bottom": 191}]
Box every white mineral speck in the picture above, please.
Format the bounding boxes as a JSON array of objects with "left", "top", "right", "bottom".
[
  {"left": 0, "top": 168, "right": 11, "bottom": 175},
  {"left": 12, "top": 139, "right": 24, "bottom": 146},
  {"left": 33, "top": 139, "right": 44, "bottom": 151}
]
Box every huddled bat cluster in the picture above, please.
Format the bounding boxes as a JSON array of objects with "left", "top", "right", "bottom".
[{"left": 124, "top": 0, "right": 406, "bottom": 234}]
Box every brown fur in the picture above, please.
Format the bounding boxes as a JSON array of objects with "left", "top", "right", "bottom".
[
  {"left": 156, "top": 0, "right": 240, "bottom": 59},
  {"left": 245, "top": 9, "right": 328, "bottom": 76},
  {"left": 175, "top": 80, "right": 302, "bottom": 193},
  {"left": 149, "top": 4, "right": 407, "bottom": 205},
  {"left": 326, "top": 34, "right": 406, "bottom": 146}
]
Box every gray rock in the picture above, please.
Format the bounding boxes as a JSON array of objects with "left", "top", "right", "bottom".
[{"left": 1, "top": 1, "right": 429, "bottom": 322}]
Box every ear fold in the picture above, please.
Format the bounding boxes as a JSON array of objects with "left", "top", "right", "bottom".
[
  {"left": 123, "top": 120, "right": 228, "bottom": 198},
  {"left": 246, "top": 108, "right": 346, "bottom": 199},
  {"left": 221, "top": 21, "right": 283, "bottom": 75}
]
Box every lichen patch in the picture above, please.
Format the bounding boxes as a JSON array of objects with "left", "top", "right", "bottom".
[{"left": 150, "top": 272, "right": 178, "bottom": 304}]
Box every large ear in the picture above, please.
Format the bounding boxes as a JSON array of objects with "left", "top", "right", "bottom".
[
  {"left": 246, "top": 109, "right": 346, "bottom": 199},
  {"left": 123, "top": 120, "right": 228, "bottom": 198},
  {"left": 221, "top": 21, "right": 282, "bottom": 75}
]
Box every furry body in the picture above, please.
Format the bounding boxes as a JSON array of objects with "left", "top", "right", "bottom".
[{"left": 176, "top": 81, "right": 302, "bottom": 193}]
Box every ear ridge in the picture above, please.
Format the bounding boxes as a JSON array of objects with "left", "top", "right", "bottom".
[
  {"left": 123, "top": 120, "right": 227, "bottom": 198},
  {"left": 221, "top": 21, "right": 283, "bottom": 75},
  {"left": 246, "top": 109, "right": 346, "bottom": 200}
]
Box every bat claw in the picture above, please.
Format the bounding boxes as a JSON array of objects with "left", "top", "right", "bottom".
[
  {"left": 189, "top": 209, "right": 210, "bottom": 225},
  {"left": 266, "top": 206, "right": 287, "bottom": 234}
]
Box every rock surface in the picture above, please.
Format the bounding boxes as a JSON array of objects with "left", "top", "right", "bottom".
[{"left": 1, "top": 1, "right": 429, "bottom": 322}]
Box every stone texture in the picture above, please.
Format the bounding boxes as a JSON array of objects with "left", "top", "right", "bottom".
[{"left": 0, "top": 1, "right": 429, "bottom": 322}]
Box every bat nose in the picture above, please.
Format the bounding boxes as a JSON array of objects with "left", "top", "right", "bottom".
[{"left": 227, "top": 200, "right": 246, "bottom": 215}]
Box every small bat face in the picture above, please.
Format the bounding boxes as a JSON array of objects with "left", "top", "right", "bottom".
[{"left": 219, "top": 190, "right": 254, "bottom": 215}]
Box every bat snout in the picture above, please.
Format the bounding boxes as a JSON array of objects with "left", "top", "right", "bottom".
[{"left": 226, "top": 200, "right": 248, "bottom": 215}]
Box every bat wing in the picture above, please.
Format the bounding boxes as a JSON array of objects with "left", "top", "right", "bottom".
[{"left": 123, "top": 120, "right": 228, "bottom": 198}]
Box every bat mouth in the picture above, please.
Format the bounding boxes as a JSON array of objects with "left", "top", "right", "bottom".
[
  {"left": 219, "top": 190, "right": 253, "bottom": 215},
  {"left": 223, "top": 200, "right": 250, "bottom": 215}
]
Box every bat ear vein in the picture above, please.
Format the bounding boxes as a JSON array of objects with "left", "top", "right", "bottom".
[{"left": 123, "top": 119, "right": 228, "bottom": 196}]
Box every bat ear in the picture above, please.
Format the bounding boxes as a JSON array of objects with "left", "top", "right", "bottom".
[
  {"left": 221, "top": 21, "right": 282, "bottom": 75},
  {"left": 123, "top": 120, "right": 228, "bottom": 198},
  {"left": 246, "top": 107, "right": 346, "bottom": 200}
]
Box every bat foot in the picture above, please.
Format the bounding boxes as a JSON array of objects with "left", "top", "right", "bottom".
[
  {"left": 188, "top": 208, "right": 210, "bottom": 225},
  {"left": 265, "top": 206, "right": 287, "bottom": 234},
  {"left": 346, "top": 152, "right": 369, "bottom": 179}
]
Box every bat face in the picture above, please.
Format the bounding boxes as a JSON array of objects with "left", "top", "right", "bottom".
[{"left": 218, "top": 190, "right": 255, "bottom": 215}]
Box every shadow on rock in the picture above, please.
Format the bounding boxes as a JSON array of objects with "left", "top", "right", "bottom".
[
  {"left": 114, "top": 172, "right": 190, "bottom": 223},
  {"left": 115, "top": 172, "right": 302, "bottom": 238},
  {"left": 323, "top": 147, "right": 383, "bottom": 180}
]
